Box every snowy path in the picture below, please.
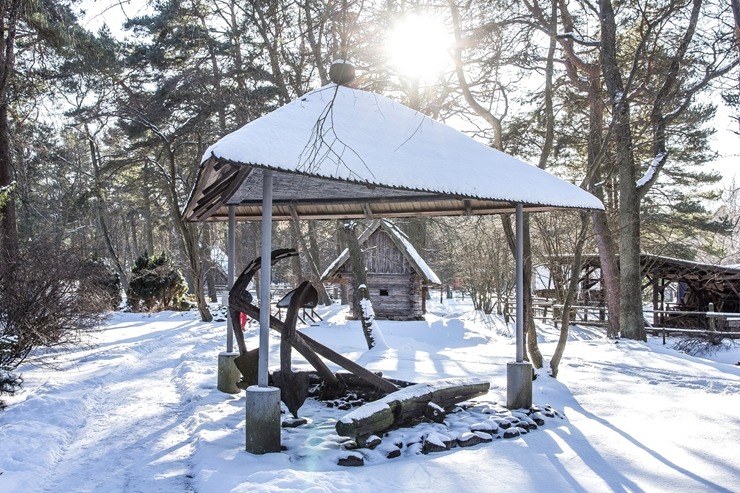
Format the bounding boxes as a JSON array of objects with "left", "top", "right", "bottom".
[
  {"left": 3, "top": 304, "right": 740, "bottom": 493},
  {"left": 2, "top": 313, "right": 220, "bottom": 493}
]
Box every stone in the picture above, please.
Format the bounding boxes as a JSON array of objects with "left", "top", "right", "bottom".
[
  {"left": 217, "top": 352, "right": 242, "bottom": 394},
  {"left": 507, "top": 361, "right": 533, "bottom": 409},
  {"left": 470, "top": 420, "right": 499, "bottom": 434},
  {"left": 281, "top": 417, "right": 308, "bottom": 428},
  {"left": 530, "top": 412, "right": 546, "bottom": 426},
  {"left": 503, "top": 427, "right": 521, "bottom": 439},
  {"left": 457, "top": 432, "right": 483, "bottom": 447},
  {"left": 473, "top": 431, "right": 493, "bottom": 443},
  {"left": 422, "top": 432, "right": 454, "bottom": 454},
  {"left": 361, "top": 435, "right": 382, "bottom": 449},
  {"left": 425, "top": 402, "right": 446, "bottom": 423},
  {"left": 386, "top": 448, "right": 401, "bottom": 459},
  {"left": 337, "top": 453, "right": 364, "bottom": 467},
  {"left": 245, "top": 386, "right": 282, "bottom": 454}
]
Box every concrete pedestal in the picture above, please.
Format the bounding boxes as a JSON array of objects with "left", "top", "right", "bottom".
[
  {"left": 245, "top": 386, "right": 281, "bottom": 454},
  {"left": 506, "top": 361, "right": 533, "bottom": 410},
  {"left": 217, "top": 352, "right": 241, "bottom": 394}
]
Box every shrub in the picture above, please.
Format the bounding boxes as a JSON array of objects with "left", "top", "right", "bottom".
[
  {"left": 126, "top": 252, "right": 188, "bottom": 312},
  {"left": 0, "top": 241, "right": 113, "bottom": 405}
]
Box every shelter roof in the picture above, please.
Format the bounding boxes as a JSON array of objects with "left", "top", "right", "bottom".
[
  {"left": 579, "top": 254, "right": 740, "bottom": 283},
  {"left": 183, "top": 84, "right": 603, "bottom": 222}
]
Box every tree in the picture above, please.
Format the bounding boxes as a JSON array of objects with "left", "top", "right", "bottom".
[
  {"left": 126, "top": 251, "right": 188, "bottom": 312},
  {"left": 521, "top": 0, "right": 738, "bottom": 341}
]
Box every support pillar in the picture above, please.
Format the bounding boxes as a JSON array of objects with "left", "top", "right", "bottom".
[
  {"left": 244, "top": 169, "right": 281, "bottom": 453},
  {"left": 217, "top": 206, "right": 238, "bottom": 394},
  {"left": 245, "top": 386, "right": 281, "bottom": 454},
  {"left": 217, "top": 351, "right": 241, "bottom": 394},
  {"left": 507, "top": 361, "right": 533, "bottom": 409},
  {"left": 507, "top": 203, "right": 532, "bottom": 409}
]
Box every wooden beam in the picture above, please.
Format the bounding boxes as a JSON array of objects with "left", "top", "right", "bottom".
[
  {"left": 362, "top": 202, "right": 374, "bottom": 219},
  {"left": 464, "top": 199, "right": 473, "bottom": 217}
]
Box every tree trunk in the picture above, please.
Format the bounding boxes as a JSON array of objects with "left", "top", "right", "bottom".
[
  {"left": 551, "top": 212, "right": 590, "bottom": 378},
  {"left": 591, "top": 209, "right": 621, "bottom": 337},
  {"left": 163, "top": 147, "right": 212, "bottom": 322},
  {"left": 0, "top": 0, "right": 19, "bottom": 259},
  {"left": 308, "top": 220, "right": 332, "bottom": 305},
  {"left": 142, "top": 162, "right": 155, "bottom": 256},
  {"left": 600, "top": 0, "right": 645, "bottom": 341},
  {"left": 341, "top": 221, "right": 375, "bottom": 349},
  {"left": 87, "top": 127, "right": 128, "bottom": 287}
]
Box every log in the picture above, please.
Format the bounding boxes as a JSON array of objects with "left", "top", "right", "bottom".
[{"left": 335, "top": 378, "right": 490, "bottom": 439}]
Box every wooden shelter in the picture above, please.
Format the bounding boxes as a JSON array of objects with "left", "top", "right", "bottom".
[
  {"left": 183, "top": 71, "right": 604, "bottom": 425},
  {"left": 563, "top": 254, "right": 740, "bottom": 330},
  {"left": 321, "top": 220, "right": 440, "bottom": 320}
]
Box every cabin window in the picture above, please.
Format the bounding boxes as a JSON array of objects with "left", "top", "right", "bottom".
[{"left": 379, "top": 288, "right": 389, "bottom": 296}]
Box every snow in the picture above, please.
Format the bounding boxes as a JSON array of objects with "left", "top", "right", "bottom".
[
  {"left": 381, "top": 220, "right": 441, "bottom": 284},
  {"left": 636, "top": 151, "right": 668, "bottom": 188},
  {"left": 2, "top": 299, "right": 739, "bottom": 492},
  {"left": 201, "top": 84, "right": 604, "bottom": 211}
]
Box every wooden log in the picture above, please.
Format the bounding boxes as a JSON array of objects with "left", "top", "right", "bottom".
[
  {"left": 335, "top": 378, "right": 490, "bottom": 439},
  {"left": 279, "top": 281, "right": 314, "bottom": 417}
]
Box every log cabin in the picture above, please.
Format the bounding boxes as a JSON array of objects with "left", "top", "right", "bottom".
[{"left": 321, "top": 220, "right": 440, "bottom": 320}]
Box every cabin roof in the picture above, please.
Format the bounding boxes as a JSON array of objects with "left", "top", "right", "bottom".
[{"left": 321, "top": 220, "right": 441, "bottom": 285}]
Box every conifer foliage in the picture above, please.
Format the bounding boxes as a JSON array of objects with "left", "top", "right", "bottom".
[{"left": 126, "top": 252, "right": 188, "bottom": 313}]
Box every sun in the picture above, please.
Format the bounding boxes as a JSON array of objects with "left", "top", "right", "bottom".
[{"left": 385, "top": 13, "right": 453, "bottom": 81}]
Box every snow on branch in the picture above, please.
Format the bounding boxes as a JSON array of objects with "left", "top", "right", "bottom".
[
  {"left": 557, "top": 32, "right": 600, "bottom": 47},
  {"left": 636, "top": 151, "right": 668, "bottom": 189}
]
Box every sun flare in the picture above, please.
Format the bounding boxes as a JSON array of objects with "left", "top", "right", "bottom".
[{"left": 385, "top": 13, "right": 452, "bottom": 81}]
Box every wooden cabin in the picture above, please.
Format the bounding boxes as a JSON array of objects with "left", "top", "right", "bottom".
[{"left": 321, "top": 220, "right": 440, "bottom": 320}]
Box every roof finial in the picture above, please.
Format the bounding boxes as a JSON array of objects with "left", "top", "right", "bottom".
[{"left": 329, "top": 60, "right": 356, "bottom": 86}]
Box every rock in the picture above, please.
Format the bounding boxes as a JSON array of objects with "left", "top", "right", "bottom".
[
  {"left": 503, "top": 427, "right": 521, "bottom": 439},
  {"left": 360, "top": 435, "right": 382, "bottom": 449},
  {"left": 422, "top": 432, "right": 454, "bottom": 454},
  {"left": 457, "top": 432, "right": 483, "bottom": 447},
  {"left": 386, "top": 447, "right": 402, "bottom": 459},
  {"left": 470, "top": 420, "right": 499, "bottom": 434},
  {"left": 337, "top": 453, "right": 364, "bottom": 467},
  {"left": 282, "top": 417, "right": 308, "bottom": 428},
  {"left": 342, "top": 440, "right": 359, "bottom": 450},
  {"left": 473, "top": 431, "right": 493, "bottom": 443},
  {"left": 529, "top": 412, "right": 546, "bottom": 426},
  {"left": 425, "top": 402, "right": 446, "bottom": 423}
]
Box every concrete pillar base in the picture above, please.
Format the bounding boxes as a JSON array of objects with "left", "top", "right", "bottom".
[
  {"left": 507, "top": 361, "right": 533, "bottom": 410},
  {"left": 217, "top": 352, "right": 241, "bottom": 394},
  {"left": 245, "top": 386, "right": 282, "bottom": 454}
]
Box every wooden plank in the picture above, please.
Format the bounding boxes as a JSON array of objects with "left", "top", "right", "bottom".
[{"left": 335, "top": 378, "right": 490, "bottom": 438}]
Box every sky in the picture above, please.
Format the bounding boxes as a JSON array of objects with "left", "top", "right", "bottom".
[{"left": 1, "top": 298, "right": 739, "bottom": 492}]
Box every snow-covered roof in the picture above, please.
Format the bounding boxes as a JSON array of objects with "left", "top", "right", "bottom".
[
  {"left": 321, "top": 219, "right": 441, "bottom": 284},
  {"left": 184, "top": 83, "right": 603, "bottom": 222}
]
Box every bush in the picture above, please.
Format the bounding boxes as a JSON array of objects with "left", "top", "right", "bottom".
[
  {"left": 81, "top": 259, "right": 123, "bottom": 310},
  {"left": 0, "top": 241, "right": 113, "bottom": 404},
  {"left": 126, "top": 252, "right": 188, "bottom": 312}
]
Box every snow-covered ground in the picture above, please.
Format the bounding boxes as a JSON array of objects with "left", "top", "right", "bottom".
[{"left": 1, "top": 299, "right": 739, "bottom": 492}]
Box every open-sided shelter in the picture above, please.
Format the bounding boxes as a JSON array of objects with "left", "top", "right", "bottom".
[
  {"left": 183, "top": 67, "right": 603, "bottom": 452},
  {"left": 321, "top": 219, "right": 440, "bottom": 320}
]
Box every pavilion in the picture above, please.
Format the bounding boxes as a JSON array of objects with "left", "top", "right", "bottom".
[{"left": 183, "top": 63, "right": 603, "bottom": 454}]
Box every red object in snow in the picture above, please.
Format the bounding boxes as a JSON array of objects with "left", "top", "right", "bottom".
[{"left": 239, "top": 312, "right": 248, "bottom": 330}]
